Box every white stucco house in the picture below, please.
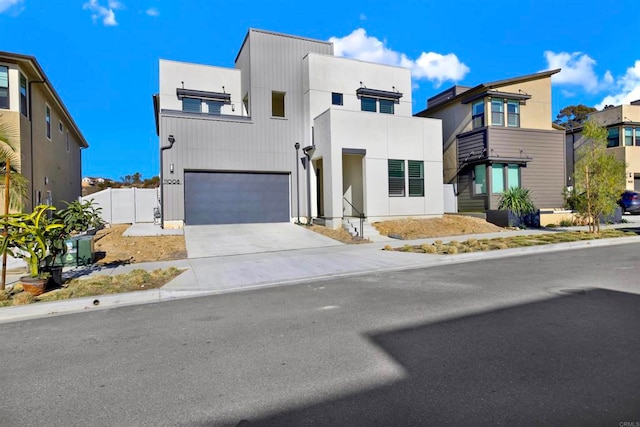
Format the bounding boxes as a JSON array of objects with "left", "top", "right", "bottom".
[{"left": 153, "top": 29, "right": 443, "bottom": 229}]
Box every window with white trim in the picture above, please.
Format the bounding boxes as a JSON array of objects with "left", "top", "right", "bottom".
[
  {"left": 472, "top": 100, "right": 484, "bottom": 128},
  {"left": 507, "top": 100, "right": 520, "bottom": 127},
  {"left": 473, "top": 164, "right": 486, "bottom": 195},
  {"left": 491, "top": 99, "right": 504, "bottom": 126}
]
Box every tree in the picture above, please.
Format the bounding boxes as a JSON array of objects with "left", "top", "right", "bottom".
[
  {"left": 554, "top": 104, "right": 597, "bottom": 129},
  {"left": 573, "top": 120, "right": 626, "bottom": 233}
]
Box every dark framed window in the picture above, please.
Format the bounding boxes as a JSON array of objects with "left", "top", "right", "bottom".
[
  {"left": 607, "top": 127, "right": 620, "bottom": 148},
  {"left": 207, "top": 100, "right": 223, "bottom": 115},
  {"left": 636, "top": 128, "right": 640, "bottom": 146},
  {"left": 182, "top": 97, "right": 201, "bottom": 113},
  {"left": 0, "top": 66, "right": 8, "bottom": 109},
  {"left": 66, "top": 131, "right": 70, "bottom": 152},
  {"left": 361, "top": 96, "right": 376, "bottom": 112},
  {"left": 59, "top": 121, "right": 63, "bottom": 133},
  {"left": 379, "top": 99, "right": 394, "bottom": 114},
  {"left": 20, "top": 73, "right": 27, "bottom": 117},
  {"left": 272, "top": 91, "right": 285, "bottom": 117},
  {"left": 624, "top": 127, "right": 633, "bottom": 146},
  {"left": 388, "top": 159, "right": 405, "bottom": 197},
  {"left": 473, "top": 164, "right": 486, "bottom": 195},
  {"left": 492, "top": 163, "right": 521, "bottom": 194},
  {"left": 491, "top": 99, "right": 504, "bottom": 126},
  {"left": 45, "top": 105, "right": 51, "bottom": 139},
  {"left": 472, "top": 100, "right": 484, "bottom": 129},
  {"left": 507, "top": 100, "right": 520, "bottom": 127},
  {"left": 408, "top": 160, "right": 424, "bottom": 197},
  {"left": 331, "top": 92, "right": 343, "bottom": 106}
]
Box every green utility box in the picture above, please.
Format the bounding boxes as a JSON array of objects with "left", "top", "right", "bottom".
[{"left": 59, "top": 235, "right": 95, "bottom": 267}]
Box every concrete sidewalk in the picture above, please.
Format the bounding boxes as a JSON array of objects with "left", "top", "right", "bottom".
[{"left": 2, "top": 225, "right": 640, "bottom": 323}]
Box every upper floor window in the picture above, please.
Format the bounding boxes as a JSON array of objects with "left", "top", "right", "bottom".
[
  {"left": 332, "top": 92, "right": 343, "bottom": 106},
  {"left": 272, "top": 91, "right": 285, "bottom": 117},
  {"left": 507, "top": 100, "right": 520, "bottom": 127},
  {"left": 636, "top": 128, "right": 640, "bottom": 146},
  {"left": 19, "top": 73, "right": 27, "bottom": 117},
  {"left": 207, "top": 100, "right": 223, "bottom": 115},
  {"left": 0, "top": 66, "right": 8, "bottom": 110},
  {"left": 379, "top": 99, "right": 394, "bottom": 115},
  {"left": 607, "top": 127, "right": 620, "bottom": 148},
  {"left": 491, "top": 99, "right": 504, "bottom": 126},
  {"left": 182, "top": 97, "right": 201, "bottom": 113},
  {"left": 624, "top": 127, "right": 633, "bottom": 146},
  {"left": 45, "top": 105, "right": 51, "bottom": 139},
  {"left": 472, "top": 100, "right": 484, "bottom": 129},
  {"left": 361, "top": 96, "right": 376, "bottom": 112},
  {"left": 59, "top": 121, "right": 63, "bottom": 133},
  {"left": 66, "top": 131, "right": 70, "bottom": 152}
]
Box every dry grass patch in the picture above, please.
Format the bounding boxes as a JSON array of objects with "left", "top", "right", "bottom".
[
  {"left": 373, "top": 215, "right": 503, "bottom": 240},
  {"left": 94, "top": 224, "right": 187, "bottom": 264},
  {"left": 0, "top": 267, "right": 184, "bottom": 307},
  {"left": 384, "top": 229, "right": 636, "bottom": 255},
  {"left": 306, "top": 225, "right": 370, "bottom": 244}
]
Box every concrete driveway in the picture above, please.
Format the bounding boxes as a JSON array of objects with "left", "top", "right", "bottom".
[{"left": 184, "top": 222, "right": 343, "bottom": 258}]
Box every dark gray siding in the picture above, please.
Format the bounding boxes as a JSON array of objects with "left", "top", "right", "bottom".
[
  {"left": 487, "top": 127, "right": 565, "bottom": 209},
  {"left": 457, "top": 129, "right": 487, "bottom": 212}
]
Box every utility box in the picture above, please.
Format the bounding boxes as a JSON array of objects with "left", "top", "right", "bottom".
[{"left": 60, "top": 235, "right": 95, "bottom": 267}]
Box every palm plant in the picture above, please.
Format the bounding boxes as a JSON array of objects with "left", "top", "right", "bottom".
[
  {"left": 0, "top": 121, "right": 29, "bottom": 212},
  {"left": 498, "top": 186, "right": 536, "bottom": 217}
]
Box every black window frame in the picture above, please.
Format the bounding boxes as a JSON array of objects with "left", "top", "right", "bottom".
[
  {"left": 331, "top": 92, "right": 343, "bottom": 106},
  {"left": 472, "top": 100, "right": 484, "bottom": 129},
  {"left": 271, "top": 91, "right": 286, "bottom": 117},
  {"left": 19, "top": 72, "right": 27, "bottom": 117},
  {"left": 0, "top": 65, "right": 8, "bottom": 110},
  {"left": 361, "top": 96, "right": 377, "bottom": 112},
  {"left": 388, "top": 159, "right": 405, "bottom": 197},
  {"left": 45, "top": 105, "right": 51, "bottom": 139},
  {"left": 607, "top": 127, "right": 620, "bottom": 148},
  {"left": 379, "top": 99, "right": 394, "bottom": 115},
  {"left": 408, "top": 160, "right": 424, "bottom": 197}
]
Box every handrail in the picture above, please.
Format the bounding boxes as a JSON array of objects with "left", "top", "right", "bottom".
[{"left": 343, "top": 197, "right": 365, "bottom": 238}]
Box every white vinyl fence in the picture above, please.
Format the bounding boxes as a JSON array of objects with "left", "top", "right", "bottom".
[
  {"left": 82, "top": 188, "right": 160, "bottom": 224},
  {"left": 443, "top": 184, "right": 458, "bottom": 213}
]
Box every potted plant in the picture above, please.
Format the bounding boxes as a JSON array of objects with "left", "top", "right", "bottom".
[
  {"left": 0, "top": 205, "right": 65, "bottom": 296},
  {"left": 486, "top": 187, "right": 538, "bottom": 228},
  {"left": 57, "top": 199, "right": 104, "bottom": 236}
]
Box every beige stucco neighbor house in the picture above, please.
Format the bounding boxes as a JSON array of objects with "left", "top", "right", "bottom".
[
  {"left": 566, "top": 101, "right": 640, "bottom": 191},
  {"left": 154, "top": 29, "right": 443, "bottom": 229},
  {"left": 416, "top": 70, "right": 566, "bottom": 212},
  {"left": 0, "top": 51, "right": 88, "bottom": 214}
]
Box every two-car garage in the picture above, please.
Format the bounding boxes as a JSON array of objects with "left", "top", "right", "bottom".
[{"left": 183, "top": 171, "right": 291, "bottom": 225}]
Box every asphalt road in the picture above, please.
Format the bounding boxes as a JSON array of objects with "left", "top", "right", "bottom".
[{"left": 1, "top": 244, "right": 639, "bottom": 426}]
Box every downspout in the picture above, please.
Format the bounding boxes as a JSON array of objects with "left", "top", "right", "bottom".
[
  {"left": 28, "top": 80, "right": 46, "bottom": 210},
  {"left": 159, "top": 134, "right": 175, "bottom": 228}
]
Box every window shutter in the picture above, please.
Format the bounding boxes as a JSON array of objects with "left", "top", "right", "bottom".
[
  {"left": 408, "top": 160, "right": 424, "bottom": 197},
  {"left": 388, "top": 159, "right": 405, "bottom": 196}
]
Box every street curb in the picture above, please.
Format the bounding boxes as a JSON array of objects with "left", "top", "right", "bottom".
[{"left": 1, "top": 235, "right": 639, "bottom": 324}]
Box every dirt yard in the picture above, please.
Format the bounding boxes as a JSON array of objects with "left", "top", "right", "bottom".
[
  {"left": 93, "top": 224, "right": 187, "bottom": 265},
  {"left": 373, "top": 215, "right": 503, "bottom": 240}
]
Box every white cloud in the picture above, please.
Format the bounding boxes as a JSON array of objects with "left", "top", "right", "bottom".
[
  {"left": 561, "top": 89, "right": 576, "bottom": 98},
  {"left": 596, "top": 60, "right": 640, "bottom": 109},
  {"left": 543, "top": 51, "right": 612, "bottom": 93},
  {"left": 0, "top": 0, "right": 23, "bottom": 14},
  {"left": 146, "top": 7, "right": 159, "bottom": 16},
  {"left": 329, "top": 29, "right": 469, "bottom": 87},
  {"left": 83, "top": 0, "right": 121, "bottom": 26}
]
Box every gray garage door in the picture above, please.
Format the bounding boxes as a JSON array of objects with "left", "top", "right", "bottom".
[{"left": 184, "top": 171, "right": 290, "bottom": 225}]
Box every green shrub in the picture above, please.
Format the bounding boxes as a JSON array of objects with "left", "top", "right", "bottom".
[{"left": 498, "top": 187, "right": 536, "bottom": 216}]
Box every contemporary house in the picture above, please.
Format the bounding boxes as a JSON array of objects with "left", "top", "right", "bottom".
[
  {"left": 565, "top": 101, "right": 640, "bottom": 191},
  {"left": 416, "top": 70, "right": 566, "bottom": 212},
  {"left": 0, "top": 51, "right": 88, "bottom": 214},
  {"left": 153, "top": 29, "right": 443, "bottom": 229}
]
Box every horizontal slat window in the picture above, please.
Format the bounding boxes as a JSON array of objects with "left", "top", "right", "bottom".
[
  {"left": 408, "top": 160, "right": 424, "bottom": 197},
  {"left": 388, "top": 159, "right": 405, "bottom": 197},
  {"left": 379, "top": 99, "right": 394, "bottom": 114},
  {"left": 182, "top": 98, "right": 201, "bottom": 113},
  {"left": 361, "top": 96, "right": 376, "bottom": 112},
  {"left": 207, "top": 100, "right": 223, "bottom": 115}
]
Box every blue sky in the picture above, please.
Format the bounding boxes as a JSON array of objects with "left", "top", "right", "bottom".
[{"left": 2, "top": 0, "right": 639, "bottom": 181}]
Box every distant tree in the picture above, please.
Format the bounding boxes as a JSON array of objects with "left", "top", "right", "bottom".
[
  {"left": 554, "top": 104, "right": 597, "bottom": 129},
  {"left": 573, "top": 120, "right": 626, "bottom": 233},
  {"left": 132, "top": 172, "right": 142, "bottom": 186},
  {"left": 142, "top": 175, "right": 160, "bottom": 188}
]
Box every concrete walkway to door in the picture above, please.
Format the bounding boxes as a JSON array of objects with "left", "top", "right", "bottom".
[{"left": 183, "top": 223, "right": 343, "bottom": 258}]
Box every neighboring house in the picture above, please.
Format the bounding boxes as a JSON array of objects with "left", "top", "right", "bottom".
[
  {"left": 416, "top": 70, "right": 566, "bottom": 212},
  {"left": 153, "top": 29, "right": 443, "bottom": 229},
  {"left": 566, "top": 101, "right": 640, "bottom": 191},
  {"left": 82, "top": 176, "right": 109, "bottom": 187},
  {"left": 0, "top": 51, "right": 88, "bottom": 214}
]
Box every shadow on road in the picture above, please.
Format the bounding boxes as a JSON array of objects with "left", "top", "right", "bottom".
[{"left": 219, "top": 288, "right": 640, "bottom": 426}]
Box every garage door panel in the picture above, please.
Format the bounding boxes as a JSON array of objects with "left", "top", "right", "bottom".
[{"left": 184, "top": 172, "right": 290, "bottom": 225}]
